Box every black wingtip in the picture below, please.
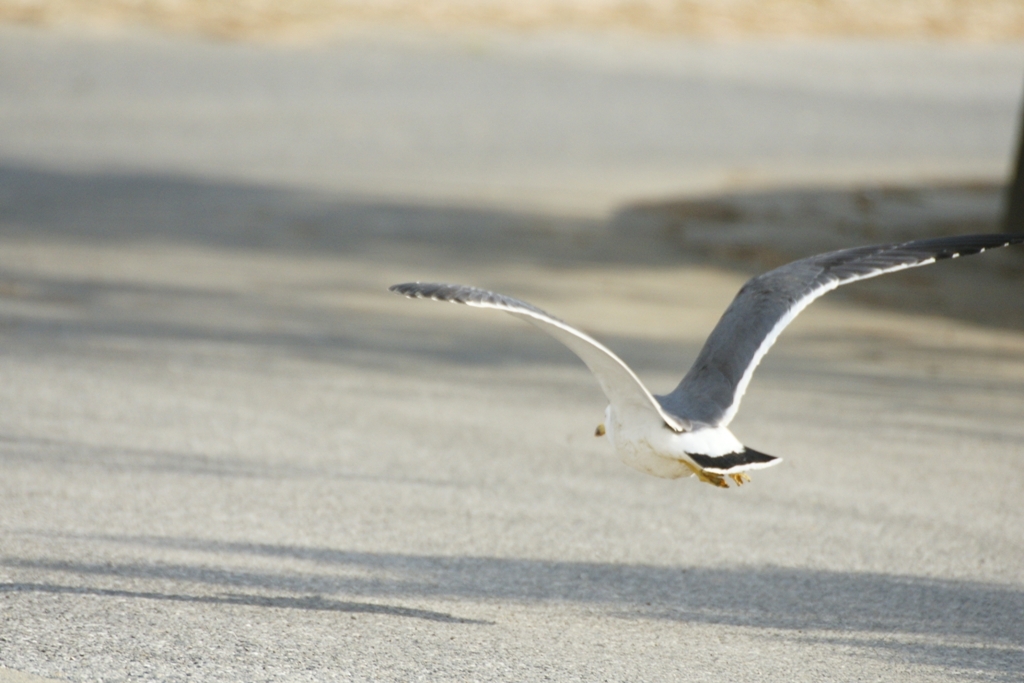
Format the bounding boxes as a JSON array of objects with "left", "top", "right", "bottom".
[
  {"left": 390, "top": 282, "right": 433, "bottom": 298},
  {"left": 920, "top": 233, "right": 1024, "bottom": 261}
]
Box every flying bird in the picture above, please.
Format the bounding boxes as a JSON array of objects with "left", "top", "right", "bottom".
[{"left": 391, "top": 234, "right": 1023, "bottom": 488}]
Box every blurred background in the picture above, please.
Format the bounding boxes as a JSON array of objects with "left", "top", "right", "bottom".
[
  {"left": 2, "top": 0, "right": 1024, "bottom": 323},
  {"left": 3, "top": 0, "right": 1024, "bottom": 39},
  {"left": 3, "top": 3, "right": 1024, "bottom": 682}
]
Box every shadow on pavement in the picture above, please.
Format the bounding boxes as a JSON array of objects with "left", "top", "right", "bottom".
[
  {"left": 0, "top": 581, "right": 487, "bottom": 624},
  {"left": 0, "top": 434, "right": 464, "bottom": 486},
  {"left": 1, "top": 161, "right": 1021, "bottom": 328},
  {"left": 3, "top": 534, "right": 1022, "bottom": 678},
  {"left": 0, "top": 162, "right": 620, "bottom": 265}
]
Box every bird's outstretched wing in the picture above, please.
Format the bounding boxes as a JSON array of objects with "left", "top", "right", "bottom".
[
  {"left": 658, "top": 233, "right": 1024, "bottom": 427},
  {"left": 389, "top": 282, "right": 691, "bottom": 432}
]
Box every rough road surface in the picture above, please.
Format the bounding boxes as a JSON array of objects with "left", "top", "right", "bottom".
[{"left": 0, "top": 25, "right": 1023, "bottom": 683}]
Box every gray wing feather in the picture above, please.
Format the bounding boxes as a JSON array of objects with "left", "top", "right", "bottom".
[
  {"left": 658, "top": 234, "right": 1024, "bottom": 427},
  {"left": 390, "top": 282, "right": 692, "bottom": 432}
]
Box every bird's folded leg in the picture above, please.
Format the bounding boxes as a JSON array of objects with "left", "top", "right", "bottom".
[
  {"left": 681, "top": 460, "right": 729, "bottom": 488},
  {"left": 699, "top": 470, "right": 729, "bottom": 488},
  {"left": 729, "top": 472, "right": 751, "bottom": 486}
]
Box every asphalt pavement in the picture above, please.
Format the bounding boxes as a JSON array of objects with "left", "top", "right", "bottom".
[{"left": 1, "top": 24, "right": 1023, "bottom": 682}]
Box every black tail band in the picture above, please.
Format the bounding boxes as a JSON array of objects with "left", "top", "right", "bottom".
[{"left": 689, "top": 447, "right": 780, "bottom": 473}]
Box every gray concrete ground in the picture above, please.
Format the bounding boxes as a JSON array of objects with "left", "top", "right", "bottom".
[
  {"left": 2, "top": 25, "right": 1023, "bottom": 212},
  {"left": 1, "top": 25, "right": 1023, "bottom": 683}
]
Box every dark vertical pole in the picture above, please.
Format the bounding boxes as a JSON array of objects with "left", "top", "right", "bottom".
[{"left": 1003, "top": 82, "right": 1024, "bottom": 232}]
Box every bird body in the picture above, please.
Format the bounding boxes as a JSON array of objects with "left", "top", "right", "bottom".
[
  {"left": 602, "top": 404, "right": 749, "bottom": 484},
  {"left": 391, "top": 234, "right": 1023, "bottom": 488}
]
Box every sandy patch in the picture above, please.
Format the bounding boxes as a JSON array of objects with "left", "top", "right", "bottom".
[{"left": 1, "top": 0, "right": 1023, "bottom": 42}]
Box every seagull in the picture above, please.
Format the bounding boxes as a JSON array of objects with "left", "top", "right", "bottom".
[{"left": 391, "top": 234, "right": 1023, "bottom": 488}]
